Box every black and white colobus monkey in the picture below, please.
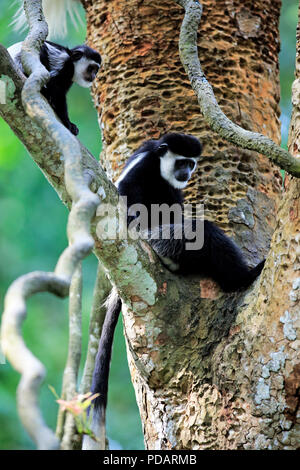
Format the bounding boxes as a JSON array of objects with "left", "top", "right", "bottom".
[
  {"left": 83, "top": 133, "right": 265, "bottom": 449},
  {"left": 8, "top": 41, "right": 101, "bottom": 136},
  {"left": 118, "top": 133, "right": 265, "bottom": 290}
]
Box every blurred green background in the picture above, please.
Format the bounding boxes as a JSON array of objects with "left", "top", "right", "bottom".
[{"left": 0, "top": 0, "right": 297, "bottom": 450}]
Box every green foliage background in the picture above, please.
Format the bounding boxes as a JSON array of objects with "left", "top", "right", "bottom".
[{"left": 0, "top": 0, "right": 297, "bottom": 450}]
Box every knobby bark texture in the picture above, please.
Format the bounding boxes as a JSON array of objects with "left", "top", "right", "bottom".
[
  {"left": 83, "top": 0, "right": 300, "bottom": 449},
  {"left": 176, "top": 0, "right": 300, "bottom": 177},
  {"left": 84, "top": 0, "right": 282, "bottom": 252},
  {"left": 0, "top": 0, "right": 298, "bottom": 451}
]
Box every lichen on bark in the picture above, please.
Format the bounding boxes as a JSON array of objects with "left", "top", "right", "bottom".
[
  {"left": 1, "top": 0, "right": 299, "bottom": 451},
  {"left": 84, "top": 0, "right": 300, "bottom": 449}
]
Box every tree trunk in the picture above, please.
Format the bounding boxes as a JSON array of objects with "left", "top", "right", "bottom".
[{"left": 83, "top": 0, "right": 300, "bottom": 449}]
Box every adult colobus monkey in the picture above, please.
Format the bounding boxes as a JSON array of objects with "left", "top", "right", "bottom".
[
  {"left": 10, "top": 1, "right": 100, "bottom": 135},
  {"left": 83, "top": 133, "right": 265, "bottom": 449}
]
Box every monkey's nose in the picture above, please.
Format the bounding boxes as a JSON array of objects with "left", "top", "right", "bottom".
[{"left": 176, "top": 171, "right": 189, "bottom": 182}]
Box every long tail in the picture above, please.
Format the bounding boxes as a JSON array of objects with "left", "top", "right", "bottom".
[
  {"left": 246, "top": 259, "right": 265, "bottom": 286},
  {"left": 206, "top": 221, "right": 266, "bottom": 292},
  {"left": 82, "top": 287, "right": 122, "bottom": 450},
  {"left": 12, "top": 0, "right": 83, "bottom": 39}
]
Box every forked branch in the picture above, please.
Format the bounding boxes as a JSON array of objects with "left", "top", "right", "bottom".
[
  {"left": 175, "top": 0, "right": 300, "bottom": 177},
  {"left": 1, "top": 0, "right": 100, "bottom": 449}
]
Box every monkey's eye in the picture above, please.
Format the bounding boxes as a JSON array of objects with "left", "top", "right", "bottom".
[
  {"left": 175, "top": 160, "right": 187, "bottom": 169},
  {"left": 72, "top": 51, "right": 84, "bottom": 61},
  {"left": 175, "top": 159, "right": 196, "bottom": 170},
  {"left": 187, "top": 160, "right": 196, "bottom": 170}
]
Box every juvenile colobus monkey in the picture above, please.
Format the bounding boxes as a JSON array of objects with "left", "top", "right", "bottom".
[
  {"left": 9, "top": 1, "right": 101, "bottom": 135},
  {"left": 83, "top": 133, "right": 265, "bottom": 449},
  {"left": 8, "top": 41, "right": 101, "bottom": 135}
]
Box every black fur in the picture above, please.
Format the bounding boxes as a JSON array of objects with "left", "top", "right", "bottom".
[
  {"left": 117, "top": 133, "right": 202, "bottom": 227},
  {"left": 148, "top": 219, "right": 265, "bottom": 292},
  {"left": 118, "top": 132, "right": 264, "bottom": 291},
  {"left": 91, "top": 293, "right": 121, "bottom": 408},
  {"left": 10, "top": 41, "right": 101, "bottom": 135},
  {"left": 88, "top": 133, "right": 265, "bottom": 440},
  {"left": 42, "top": 42, "right": 100, "bottom": 135},
  {"left": 82, "top": 290, "right": 121, "bottom": 448}
]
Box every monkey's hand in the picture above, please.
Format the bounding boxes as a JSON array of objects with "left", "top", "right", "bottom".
[{"left": 68, "top": 122, "right": 79, "bottom": 136}]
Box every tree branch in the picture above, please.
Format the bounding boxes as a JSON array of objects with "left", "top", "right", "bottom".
[
  {"left": 1, "top": 272, "right": 69, "bottom": 449},
  {"left": 0, "top": 0, "right": 99, "bottom": 449},
  {"left": 57, "top": 264, "right": 83, "bottom": 450},
  {"left": 0, "top": 39, "right": 180, "bottom": 304},
  {"left": 0, "top": 0, "right": 190, "bottom": 449},
  {"left": 80, "top": 263, "right": 112, "bottom": 395},
  {"left": 174, "top": 0, "right": 300, "bottom": 177}
]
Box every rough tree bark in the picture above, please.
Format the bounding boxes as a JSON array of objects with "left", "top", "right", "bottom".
[
  {"left": 82, "top": 0, "right": 300, "bottom": 449},
  {"left": 0, "top": 0, "right": 299, "bottom": 450}
]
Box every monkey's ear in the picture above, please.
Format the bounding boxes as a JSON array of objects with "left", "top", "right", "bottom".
[{"left": 156, "top": 143, "right": 168, "bottom": 157}]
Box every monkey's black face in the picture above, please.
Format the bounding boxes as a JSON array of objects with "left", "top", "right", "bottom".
[
  {"left": 173, "top": 158, "right": 196, "bottom": 182},
  {"left": 157, "top": 133, "right": 201, "bottom": 189},
  {"left": 84, "top": 62, "right": 100, "bottom": 82},
  {"left": 71, "top": 45, "right": 102, "bottom": 88},
  {"left": 160, "top": 152, "right": 199, "bottom": 189}
]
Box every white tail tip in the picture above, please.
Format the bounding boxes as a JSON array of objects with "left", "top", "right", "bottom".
[{"left": 12, "top": 0, "right": 84, "bottom": 39}]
